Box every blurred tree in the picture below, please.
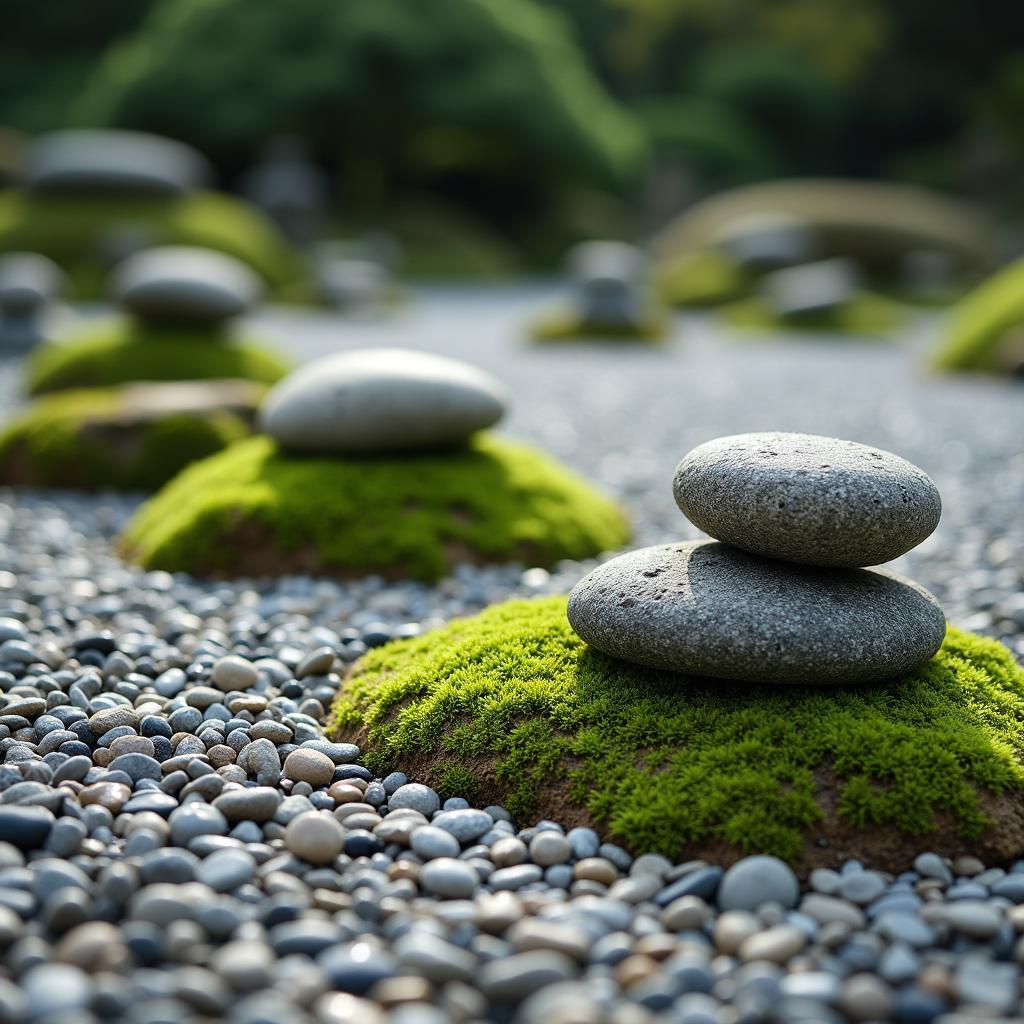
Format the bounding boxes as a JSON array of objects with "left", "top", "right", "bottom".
[
  {"left": 0, "top": 0, "right": 159, "bottom": 132},
  {"left": 74, "top": 0, "right": 645, "bottom": 233}
]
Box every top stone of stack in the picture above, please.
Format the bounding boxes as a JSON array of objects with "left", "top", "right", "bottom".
[
  {"left": 673, "top": 432, "right": 941, "bottom": 567},
  {"left": 111, "top": 246, "right": 262, "bottom": 326}
]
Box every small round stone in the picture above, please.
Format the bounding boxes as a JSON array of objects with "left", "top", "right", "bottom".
[
  {"left": 419, "top": 858, "right": 479, "bottom": 899},
  {"left": 672, "top": 432, "right": 942, "bottom": 567},
  {"left": 388, "top": 783, "right": 441, "bottom": 817},
  {"left": 211, "top": 655, "right": 258, "bottom": 693},
  {"left": 718, "top": 855, "right": 799, "bottom": 912},
  {"left": 282, "top": 749, "right": 335, "bottom": 787},
  {"left": 568, "top": 539, "right": 946, "bottom": 684},
  {"left": 410, "top": 825, "right": 461, "bottom": 860},
  {"left": 285, "top": 812, "right": 345, "bottom": 865},
  {"left": 529, "top": 831, "right": 571, "bottom": 867}
]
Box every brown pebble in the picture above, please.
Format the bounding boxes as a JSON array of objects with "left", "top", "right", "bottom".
[
  {"left": 79, "top": 782, "right": 131, "bottom": 812},
  {"left": 615, "top": 954, "right": 659, "bottom": 988},
  {"left": 91, "top": 748, "right": 113, "bottom": 767},
  {"left": 207, "top": 744, "right": 237, "bottom": 767},
  {"left": 371, "top": 976, "right": 434, "bottom": 1008},
  {"left": 108, "top": 735, "right": 155, "bottom": 759},
  {"left": 573, "top": 857, "right": 618, "bottom": 886},
  {"left": 634, "top": 934, "right": 680, "bottom": 962},
  {"left": 388, "top": 861, "right": 420, "bottom": 882},
  {"left": 328, "top": 783, "right": 365, "bottom": 804},
  {"left": 282, "top": 749, "right": 334, "bottom": 787}
]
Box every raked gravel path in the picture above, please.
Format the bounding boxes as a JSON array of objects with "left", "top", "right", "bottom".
[{"left": 0, "top": 286, "right": 1023, "bottom": 1024}]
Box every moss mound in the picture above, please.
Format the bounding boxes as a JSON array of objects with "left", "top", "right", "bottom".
[
  {"left": 27, "top": 317, "right": 289, "bottom": 395},
  {"left": 0, "top": 188, "right": 303, "bottom": 297},
  {"left": 334, "top": 596, "right": 1024, "bottom": 871},
  {"left": 122, "top": 434, "right": 629, "bottom": 582},
  {"left": 719, "top": 291, "right": 905, "bottom": 337},
  {"left": 0, "top": 386, "right": 255, "bottom": 491},
  {"left": 655, "top": 249, "right": 750, "bottom": 309},
  {"left": 530, "top": 309, "right": 667, "bottom": 343},
  {"left": 934, "top": 258, "right": 1024, "bottom": 374}
]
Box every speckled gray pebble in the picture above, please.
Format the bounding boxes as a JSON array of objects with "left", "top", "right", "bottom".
[
  {"left": 567, "top": 541, "right": 946, "bottom": 683},
  {"left": 673, "top": 432, "right": 942, "bottom": 567}
]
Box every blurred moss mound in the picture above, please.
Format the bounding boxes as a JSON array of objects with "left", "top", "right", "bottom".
[
  {"left": 655, "top": 249, "right": 750, "bottom": 309},
  {"left": 0, "top": 188, "right": 303, "bottom": 298},
  {"left": 0, "top": 383, "right": 257, "bottom": 491},
  {"left": 27, "top": 316, "right": 289, "bottom": 395},
  {"left": 935, "top": 258, "right": 1024, "bottom": 374},
  {"left": 121, "top": 433, "right": 630, "bottom": 582},
  {"left": 653, "top": 179, "right": 998, "bottom": 287},
  {"left": 530, "top": 308, "right": 667, "bottom": 344},
  {"left": 721, "top": 291, "right": 905, "bottom": 337}
]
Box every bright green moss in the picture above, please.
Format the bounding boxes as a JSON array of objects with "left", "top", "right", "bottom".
[
  {"left": 719, "top": 291, "right": 904, "bottom": 337},
  {"left": 27, "top": 316, "right": 290, "bottom": 395},
  {"left": 529, "top": 309, "right": 668, "bottom": 343},
  {"left": 934, "top": 258, "right": 1024, "bottom": 374},
  {"left": 122, "top": 434, "right": 630, "bottom": 582},
  {"left": 655, "top": 248, "right": 750, "bottom": 308},
  {"left": 0, "top": 387, "right": 252, "bottom": 491},
  {"left": 334, "top": 596, "right": 1024, "bottom": 863},
  {"left": 0, "top": 188, "right": 303, "bottom": 296}
]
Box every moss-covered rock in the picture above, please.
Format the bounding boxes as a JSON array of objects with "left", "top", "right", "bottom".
[
  {"left": 122, "top": 434, "right": 629, "bottom": 582},
  {"left": 334, "top": 596, "right": 1024, "bottom": 872},
  {"left": 719, "top": 291, "right": 904, "bottom": 336},
  {"left": 934, "top": 258, "right": 1024, "bottom": 374},
  {"left": 27, "top": 316, "right": 290, "bottom": 395},
  {"left": 0, "top": 381, "right": 261, "bottom": 491},
  {"left": 655, "top": 248, "right": 750, "bottom": 309},
  {"left": 0, "top": 188, "right": 304, "bottom": 298},
  {"left": 529, "top": 308, "right": 668, "bottom": 343}
]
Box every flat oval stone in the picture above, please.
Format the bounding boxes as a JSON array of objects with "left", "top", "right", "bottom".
[
  {"left": 112, "top": 246, "right": 261, "bottom": 324},
  {"left": 259, "top": 348, "right": 507, "bottom": 454},
  {"left": 673, "top": 432, "right": 941, "bottom": 567},
  {"left": 23, "top": 130, "right": 209, "bottom": 196},
  {"left": 567, "top": 541, "right": 946, "bottom": 684}
]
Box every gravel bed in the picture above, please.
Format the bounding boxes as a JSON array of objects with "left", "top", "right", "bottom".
[{"left": 1, "top": 288, "right": 1023, "bottom": 1022}]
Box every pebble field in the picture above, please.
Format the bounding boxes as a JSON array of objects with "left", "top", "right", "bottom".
[{"left": 2, "top": 288, "right": 1024, "bottom": 1023}]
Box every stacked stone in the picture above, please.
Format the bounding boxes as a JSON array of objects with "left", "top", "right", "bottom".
[
  {"left": 111, "top": 245, "right": 262, "bottom": 328},
  {"left": 0, "top": 252, "right": 65, "bottom": 350},
  {"left": 568, "top": 431, "right": 947, "bottom": 685},
  {"left": 259, "top": 347, "right": 507, "bottom": 454}
]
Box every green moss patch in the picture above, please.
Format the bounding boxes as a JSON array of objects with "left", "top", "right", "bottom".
[
  {"left": 719, "top": 291, "right": 904, "bottom": 337},
  {"left": 0, "top": 386, "right": 255, "bottom": 491},
  {"left": 0, "top": 188, "right": 303, "bottom": 297},
  {"left": 934, "top": 258, "right": 1024, "bottom": 374},
  {"left": 529, "top": 308, "right": 667, "bottom": 343},
  {"left": 122, "top": 434, "right": 629, "bottom": 582},
  {"left": 655, "top": 249, "right": 750, "bottom": 309},
  {"left": 334, "top": 596, "right": 1024, "bottom": 870},
  {"left": 27, "top": 316, "right": 290, "bottom": 395}
]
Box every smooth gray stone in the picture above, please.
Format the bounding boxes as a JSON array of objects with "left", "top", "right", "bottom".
[
  {"left": 673, "top": 432, "right": 941, "bottom": 568},
  {"left": 22, "top": 129, "right": 208, "bottom": 196},
  {"left": 259, "top": 348, "right": 507, "bottom": 454},
  {"left": 712, "top": 212, "right": 818, "bottom": 271},
  {"left": 0, "top": 253, "right": 63, "bottom": 311},
  {"left": 762, "top": 257, "right": 859, "bottom": 318},
  {"left": 566, "top": 541, "right": 946, "bottom": 684},
  {"left": 113, "top": 246, "right": 261, "bottom": 324},
  {"left": 718, "top": 855, "right": 799, "bottom": 912}
]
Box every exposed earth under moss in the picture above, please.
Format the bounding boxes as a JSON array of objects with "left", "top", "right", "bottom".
[
  {"left": 122, "top": 434, "right": 630, "bottom": 582},
  {"left": 26, "top": 317, "right": 290, "bottom": 395},
  {"left": 0, "top": 384, "right": 259, "bottom": 491},
  {"left": 334, "top": 596, "right": 1024, "bottom": 872},
  {"left": 0, "top": 188, "right": 303, "bottom": 297}
]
